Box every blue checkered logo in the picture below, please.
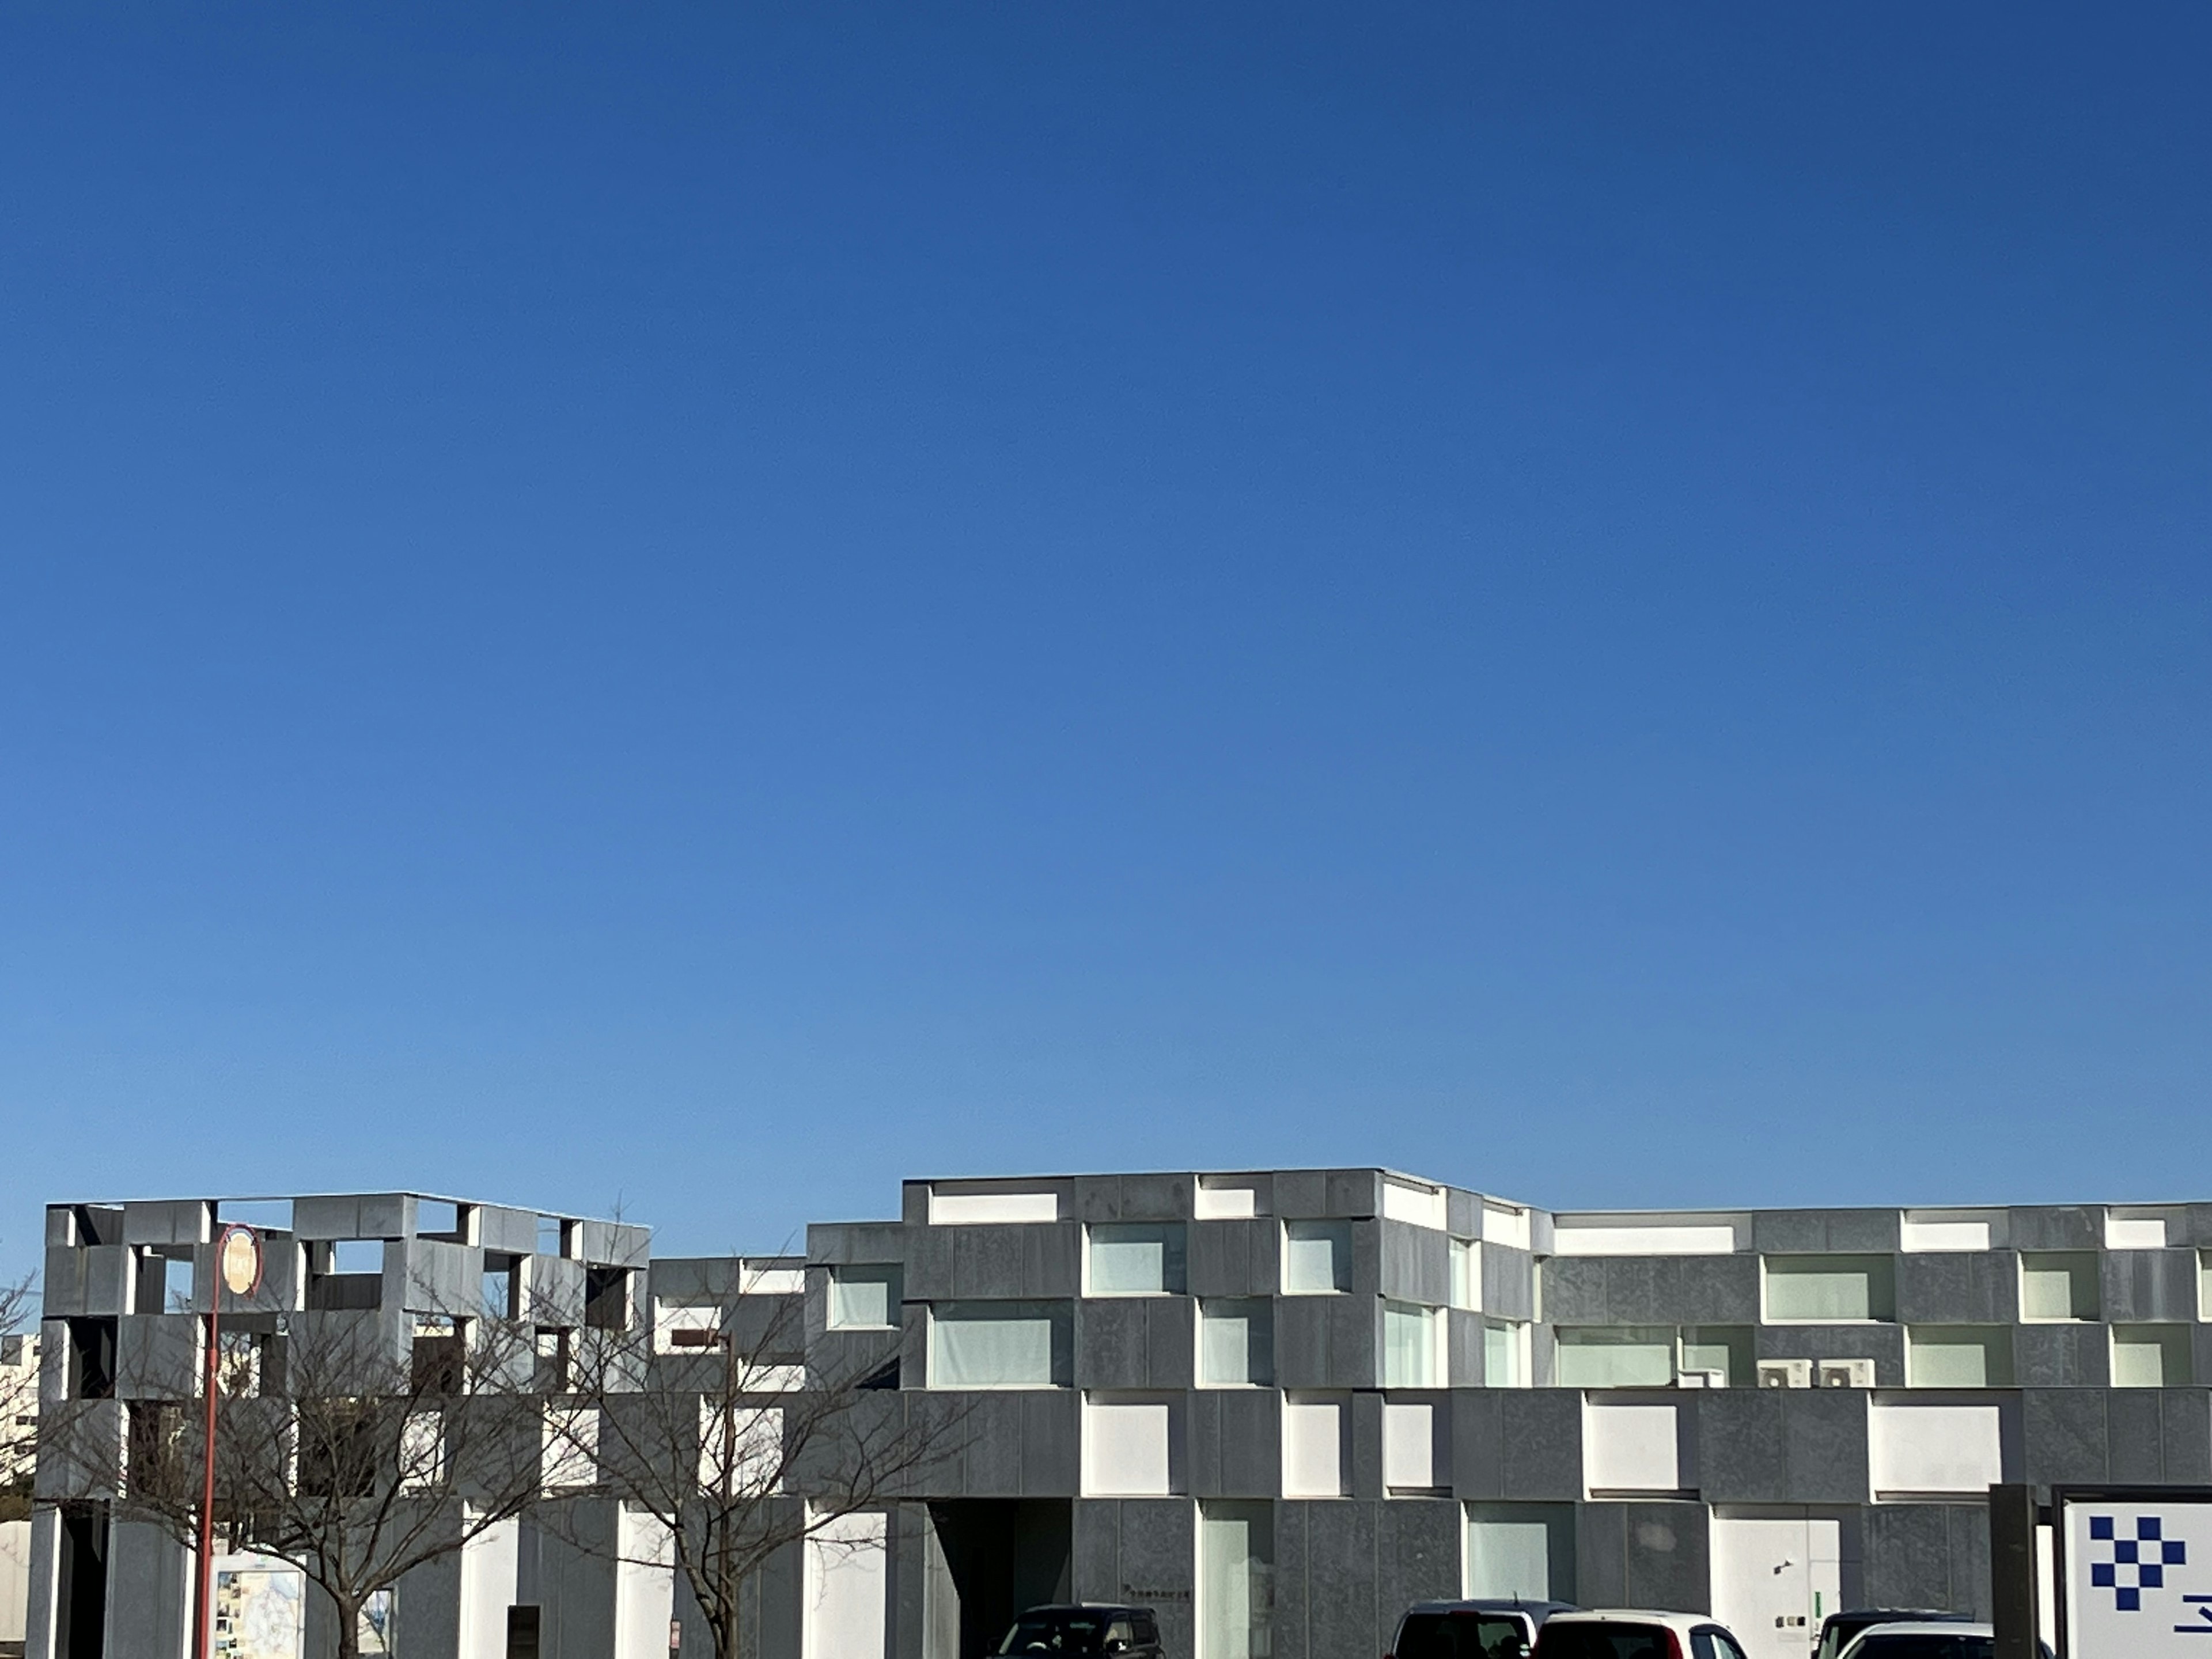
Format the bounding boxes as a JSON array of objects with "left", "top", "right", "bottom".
[{"left": 2090, "top": 1514, "right": 2188, "bottom": 1612}]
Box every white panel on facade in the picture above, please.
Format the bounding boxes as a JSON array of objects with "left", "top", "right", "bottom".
[
  {"left": 926, "top": 1190, "right": 1059, "bottom": 1225},
  {"left": 1195, "top": 1181, "right": 1261, "bottom": 1220},
  {"left": 1551, "top": 1224, "right": 1738, "bottom": 1257},
  {"left": 1382, "top": 1181, "right": 1448, "bottom": 1231},
  {"left": 1082, "top": 1396, "right": 1179, "bottom": 1496},
  {"left": 1870, "top": 1402, "right": 2002, "bottom": 1497},
  {"left": 804, "top": 1510, "right": 889, "bottom": 1659},
  {"left": 739, "top": 1264, "right": 805, "bottom": 1296},
  {"left": 0, "top": 1520, "right": 29, "bottom": 1652},
  {"left": 1282, "top": 1397, "right": 1346, "bottom": 1498},
  {"left": 1482, "top": 1205, "right": 1532, "bottom": 1252},
  {"left": 1900, "top": 1217, "right": 1993, "bottom": 1253},
  {"left": 1583, "top": 1401, "right": 1682, "bottom": 1496},
  {"left": 457, "top": 1518, "right": 518, "bottom": 1659},
  {"left": 613, "top": 1510, "right": 675, "bottom": 1659},
  {"left": 1384, "top": 1402, "right": 1445, "bottom": 1493},
  {"left": 1710, "top": 1516, "right": 1844, "bottom": 1659},
  {"left": 2105, "top": 1214, "right": 2170, "bottom": 1251}
]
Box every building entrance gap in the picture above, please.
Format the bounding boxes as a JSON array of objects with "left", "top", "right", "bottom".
[{"left": 925, "top": 1500, "right": 1073, "bottom": 1659}]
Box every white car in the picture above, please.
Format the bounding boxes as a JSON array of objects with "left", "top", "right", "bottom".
[
  {"left": 1833, "top": 1623, "right": 1995, "bottom": 1659},
  {"left": 1531, "top": 1608, "right": 1753, "bottom": 1659}
]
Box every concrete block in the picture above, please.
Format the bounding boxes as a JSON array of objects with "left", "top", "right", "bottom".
[
  {"left": 953, "top": 1226, "right": 1025, "bottom": 1298},
  {"left": 1782, "top": 1388, "right": 1872, "bottom": 1503},
  {"left": 1380, "top": 1221, "right": 1449, "bottom": 1306},
  {"left": 2101, "top": 1249, "right": 2199, "bottom": 1323},
  {"left": 1499, "top": 1391, "right": 1582, "bottom": 1499},
  {"left": 805, "top": 1221, "right": 908, "bottom": 1266},
  {"left": 1274, "top": 1172, "right": 1329, "bottom": 1219},
  {"left": 1673, "top": 1255, "right": 1762, "bottom": 1325},
  {"left": 1327, "top": 1296, "right": 1379, "bottom": 1389},
  {"left": 122, "top": 1201, "right": 209, "bottom": 1248},
  {"left": 1376, "top": 1502, "right": 1461, "bottom": 1649},
  {"left": 1146, "top": 1298, "right": 1195, "bottom": 1389},
  {"left": 1023, "top": 1222, "right": 1081, "bottom": 1297},
  {"left": 1897, "top": 1251, "right": 2018, "bottom": 1324},
  {"left": 1304, "top": 1500, "right": 1380, "bottom": 1659},
  {"left": 1697, "top": 1391, "right": 1787, "bottom": 1503},
  {"left": 1327, "top": 1171, "right": 1382, "bottom": 1219},
  {"left": 1349, "top": 1219, "right": 1384, "bottom": 1300},
  {"left": 1349, "top": 1390, "right": 1385, "bottom": 1501},
  {"left": 1274, "top": 1298, "right": 1332, "bottom": 1391},
  {"left": 2008, "top": 1207, "right": 2100, "bottom": 1251},
  {"left": 1120, "top": 1172, "right": 1195, "bottom": 1222},
  {"left": 2108, "top": 1389, "right": 2166, "bottom": 1484},
  {"left": 1217, "top": 1391, "right": 1281, "bottom": 1497},
  {"left": 1540, "top": 1257, "right": 1608, "bottom": 1324},
  {"left": 2022, "top": 1389, "right": 2108, "bottom": 1486},
  {"left": 904, "top": 1225, "right": 955, "bottom": 1301},
  {"left": 2162, "top": 1390, "right": 2212, "bottom": 1483},
  {"left": 1022, "top": 1390, "right": 1080, "bottom": 1494},
  {"left": 291, "top": 1196, "right": 364, "bottom": 1240},
  {"left": 1446, "top": 1188, "right": 1483, "bottom": 1240},
  {"left": 2015, "top": 1324, "right": 2108, "bottom": 1388},
  {"left": 1483, "top": 1247, "right": 1536, "bottom": 1321},
  {"left": 1075, "top": 1300, "right": 1150, "bottom": 1391}
]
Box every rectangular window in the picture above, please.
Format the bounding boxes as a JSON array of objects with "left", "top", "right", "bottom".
[
  {"left": 1554, "top": 1326, "right": 1676, "bottom": 1388},
  {"left": 2112, "top": 1324, "right": 2194, "bottom": 1388},
  {"left": 926, "top": 1301, "right": 1071, "bottom": 1388},
  {"left": 1906, "top": 1325, "right": 2015, "bottom": 1387},
  {"left": 2020, "top": 1252, "right": 2100, "bottom": 1321},
  {"left": 1198, "top": 1299, "right": 1273, "bottom": 1387},
  {"left": 1281, "top": 1396, "right": 1346, "bottom": 1497},
  {"left": 1869, "top": 1400, "right": 2005, "bottom": 1497},
  {"left": 1449, "top": 1239, "right": 1480, "bottom": 1312},
  {"left": 1465, "top": 1503, "right": 1576, "bottom": 1602},
  {"left": 1484, "top": 1320, "right": 1525, "bottom": 1388},
  {"left": 1086, "top": 1224, "right": 1187, "bottom": 1296},
  {"left": 1762, "top": 1255, "right": 1896, "bottom": 1322},
  {"left": 1382, "top": 1301, "right": 1442, "bottom": 1388},
  {"left": 1678, "top": 1326, "right": 1752, "bottom": 1388},
  {"left": 1199, "top": 1501, "right": 1274, "bottom": 1659},
  {"left": 1282, "top": 1219, "right": 1353, "bottom": 1294},
  {"left": 827, "top": 1265, "right": 903, "bottom": 1330},
  {"left": 1384, "top": 1400, "right": 1446, "bottom": 1494}
]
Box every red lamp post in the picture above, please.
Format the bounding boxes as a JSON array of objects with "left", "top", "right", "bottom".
[{"left": 196, "top": 1224, "right": 263, "bottom": 1659}]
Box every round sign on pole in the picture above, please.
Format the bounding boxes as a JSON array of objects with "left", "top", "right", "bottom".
[{"left": 218, "top": 1225, "right": 263, "bottom": 1297}]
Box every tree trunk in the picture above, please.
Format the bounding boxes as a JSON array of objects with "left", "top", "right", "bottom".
[{"left": 334, "top": 1594, "right": 360, "bottom": 1659}]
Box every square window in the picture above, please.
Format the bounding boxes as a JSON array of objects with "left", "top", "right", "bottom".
[
  {"left": 2020, "top": 1253, "right": 2101, "bottom": 1321},
  {"left": 1282, "top": 1220, "right": 1353, "bottom": 1295},
  {"left": 2112, "top": 1324, "right": 2193, "bottom": 1387},
  {"left": 1086, "top": 1224, "right": 1187, "bottom": 1297},
  {"left": 828, "top": 1265, "right": 903, "bottom": 1330},
  {"left": 1198, "top": 1299, "right": 1273, "bottom": 1388}
]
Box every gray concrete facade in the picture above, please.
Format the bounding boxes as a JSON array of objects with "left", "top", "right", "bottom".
[{"left": 25, "top": 1174, "right": 2212, "bottom": 1659}]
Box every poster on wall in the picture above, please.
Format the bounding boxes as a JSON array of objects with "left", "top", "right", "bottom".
[
  {"left": 2056, "top": 1486, "right": 2212, "bottom": 1658},
  {"left": 211, "top": 1565, "right": 305, "bottom": 1659}
]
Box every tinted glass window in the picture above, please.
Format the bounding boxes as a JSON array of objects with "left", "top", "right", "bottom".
[
  {"left": 999, "top": 1613, "right": 1107, "bottom": 1654},
  {"left": 1396, "top": 1612, "right": 1529, "bottom": 1658},
  {"left": 1534, "top": 1626, "right": 1674, "bottom": 1659},
  {"left": 1855, "top": 1639, "right": 1992, "bottom": 1659}
]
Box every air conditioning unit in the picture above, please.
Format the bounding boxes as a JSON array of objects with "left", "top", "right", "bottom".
[
  {"left": 1676, "top": 1368, "right": 1728, "bottom": 1389},
  {"left": 1758, "top": 1358, "right": 1813, "bottom": 1389},
  {"left": 1817, "top": 1358, "right": 1876, "bottom": 1389}
]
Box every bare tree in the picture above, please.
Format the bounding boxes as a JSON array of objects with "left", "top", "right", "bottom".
[
  {"left": 545, "top": 1264, "right": 966, "bottom": 1659},
  {"left": 43, "top": 1300, "right": 549, "bottom": 1659}
]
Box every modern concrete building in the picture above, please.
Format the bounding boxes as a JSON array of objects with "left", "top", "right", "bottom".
[{"left": 25, "top": 1173, "right": 2212, "bottom": 1659}]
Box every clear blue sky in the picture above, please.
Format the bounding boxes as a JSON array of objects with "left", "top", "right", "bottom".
[{"left": 3, "top": 5, "right": 2208, "bottom": 1278}]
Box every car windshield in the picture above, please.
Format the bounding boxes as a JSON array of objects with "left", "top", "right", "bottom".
[
  {"left": 1851, "top": 1639, "right": 1992, "bottom": 1659},
  {"left": 1535, "top": 1627, "right": 1675, "bottom": 1659},
  {"left": 1821, "top": 1616, "right": 1953, "bottom": 1658},
  {"left": 997, "top": 1612, "right": 1110, "bottom": 1654},
  {"left": 1396, "top": 1611, "right": 1530, "bottom": 1658}
]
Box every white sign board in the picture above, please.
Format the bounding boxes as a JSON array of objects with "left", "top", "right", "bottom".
[{"left": 2059, "top": 1490, "right": 2212, "bottom": 1658}]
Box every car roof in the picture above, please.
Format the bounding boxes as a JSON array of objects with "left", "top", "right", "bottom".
[
  {"left": 1540, "top": 1609, "right": 1720, "bottom": 1633},
  {"left": 1826, "top": 1609, "right": 1971, "bottom": 1624},
  {"left": 1405, "top": 1600, "right": 1577, "bottom": 1616},
  {"left": 1014, "top": 1604, "right": 1151, "bottom": 1618},
  {"left": 1847, "top": 1624, "right": 1994, "bottom": 1638}
]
